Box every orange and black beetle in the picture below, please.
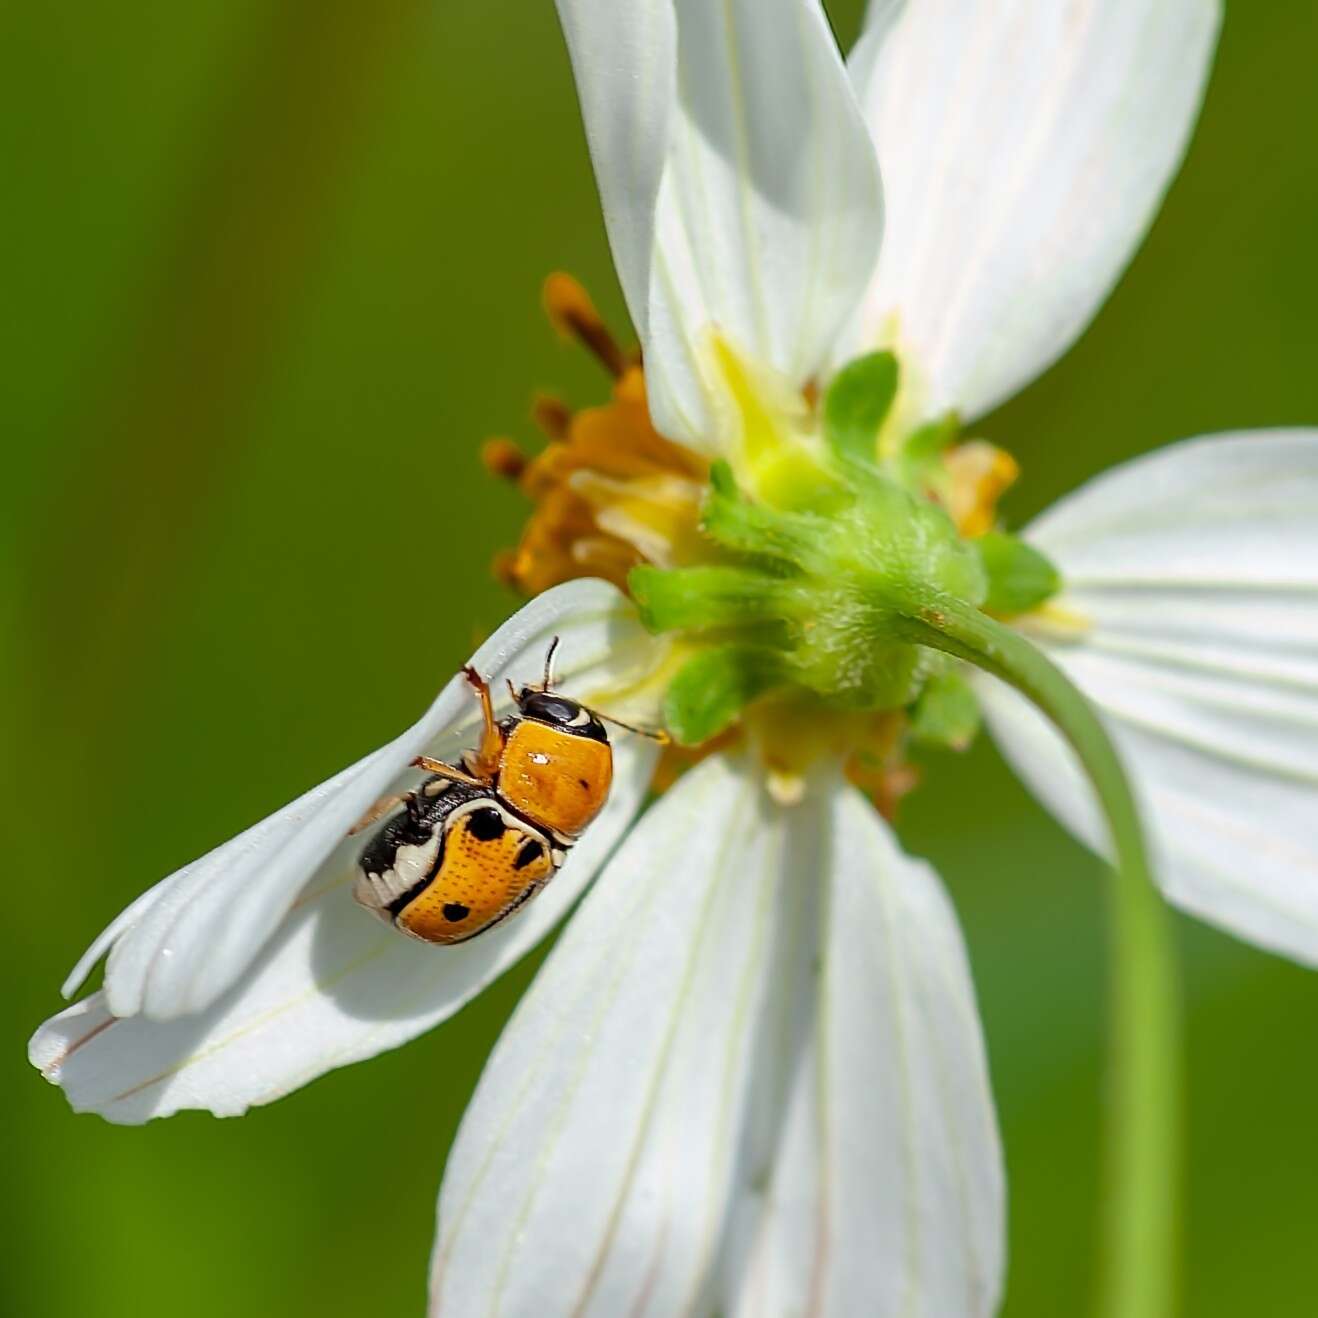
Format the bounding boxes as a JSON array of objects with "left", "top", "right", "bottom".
[{"left": 353, "top": 640, "right": 627, "bottom": 945}]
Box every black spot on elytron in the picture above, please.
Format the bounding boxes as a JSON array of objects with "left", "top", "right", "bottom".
[
  {"left": 578, "top": 778, "right": 590, "bottom": 790},
  {"left": 442, "top": 902, "right": 471, "bottom": 923},
  {"left": 514, "top": 837, "right": 545, "bottom": 871},
  {"left": 466, "top": 807, "right": 506, "bottom": 841}
]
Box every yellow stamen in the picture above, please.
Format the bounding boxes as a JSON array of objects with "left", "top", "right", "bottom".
[
  {"left": 489, "top": 283, "right": 710, "bottom": 597},
  {"left": 942, "top": 439, "right": 1020, "bottom": 537},
  {"left": 571, "top": 470, "right": 707, "bottom": 569},
  {"left": 499, "top": 483, "right": 642, "bottom": 595},
  {"left": 570, "top": 535, "right": 645, "bottom": 583}
]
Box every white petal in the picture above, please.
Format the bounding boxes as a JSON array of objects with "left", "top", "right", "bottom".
[
  {"left": 553, "top": 0, "right": 677, "bottom": 341},
  {"left": 431, "top": 753, "right": 812, "bottom": 1315},
  {"left": 848, "top": 0, "right": 1220, "bottom": 419},
  {"left": 725, "top": 786, "right": 1004, "bottom": 1316},
  {"left": 63, "top": 579, "right": 661, "bottom": 1021},
  {"left": 577, "top": 0, "right": 875, "bottom": 448},
  {"left": 983, "top": 430, "right": 1318, "bottom": 965},
  {"left": 28, "top": 734, "right": 659, "bottom": 1124}
]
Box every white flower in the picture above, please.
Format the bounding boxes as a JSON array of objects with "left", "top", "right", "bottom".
[{"left": 34, "top": 2, "right": 1318, "bottom": 1316}]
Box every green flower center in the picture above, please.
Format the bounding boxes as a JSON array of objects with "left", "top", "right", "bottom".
[{"left": 630, "top": 348, "right": 1061, "bottom": 759}]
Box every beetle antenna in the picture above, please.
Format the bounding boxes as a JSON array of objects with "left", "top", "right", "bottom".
[
  {"left": 590, "top": 707, "right": 671, "bottom": 744},
  {"left": 542, "top": 636, "right": 561, "bottom": 691}
]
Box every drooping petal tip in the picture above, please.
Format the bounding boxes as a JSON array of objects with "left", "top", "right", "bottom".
[
  {"left": 33, "top": 580, "right": 668, "bottom": 1123},
  {"left": 28, "top": 734, "right": 660, "bottom": 1125}
]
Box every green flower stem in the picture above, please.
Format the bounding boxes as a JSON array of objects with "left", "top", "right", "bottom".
[{"left": 891, "top": 593, "right": 1181, "bottom": 1318}]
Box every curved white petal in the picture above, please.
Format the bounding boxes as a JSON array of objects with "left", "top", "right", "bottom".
[
  {"left": 557, "top": 0, "right": 882, "bottom": 450},
  {"left": 28, "top": 734, "right": 659, "bottom": 1124},
  {"left": 432, "top": 754, "right": 816, "bottom": 1316},
  {"left": 62, "top": 579, "right": 662, "bottom": 1021},
  {"left": 725, "top": 785, "right": 1004, "bottom": 1316},
  {"left": 847, "top": 0, "right": 1220, "bottom": 419},
  {"left": 553, "top": 0, "right": 677, "bottom": 341},
  {"left": 982, "top": 430, "right": 1318, "bottom": 965}
]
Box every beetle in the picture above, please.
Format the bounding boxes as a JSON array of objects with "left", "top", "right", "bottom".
[{"left": 352, "top": 639, "right": 653, "bottom": 945}]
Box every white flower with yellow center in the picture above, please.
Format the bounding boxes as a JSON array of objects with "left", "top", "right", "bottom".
[{"left": 30, "top": 2, "right": 1318, "bottom": 1316}]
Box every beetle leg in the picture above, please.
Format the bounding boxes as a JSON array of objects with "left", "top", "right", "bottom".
[
  {"left": 348, "top": 750, "right": 493, "bottom": 838},
  {"left": 460, "top": 664, "right": 505, "bottom": 780},
  {"left": 410, "top": 756, "right": 491, "bottom": 789},
  {"left": 349, "top": 791, "right": 411, "bottom": 836}
]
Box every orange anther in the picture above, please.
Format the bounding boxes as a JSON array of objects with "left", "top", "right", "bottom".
[
  {"left": 491, "top": 548, "right": 520, "bottom": 589},
  {"left": 482, "top": 437, "right": 527, "bottom": 482},
  {"left": 543, "top": 272, "right": 627, "bottom": 378},
  {"left": 531, "top": 393, "right": 572, "bottom": 442}
]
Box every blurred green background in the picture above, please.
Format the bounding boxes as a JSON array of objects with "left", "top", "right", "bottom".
[{"left": 5, "top": 2, "right": 1317, "bottom": 1313}]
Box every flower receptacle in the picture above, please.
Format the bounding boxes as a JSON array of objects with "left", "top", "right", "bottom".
[{"left": 630, "top": 434, "right": 992, "bottom": 746}]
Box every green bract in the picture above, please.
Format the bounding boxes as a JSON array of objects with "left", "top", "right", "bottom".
[
  {"left": 976, "top": 530, "right": 1062, "bottom": 616},
  {"left": 910, "top": 670, "right": 982, "bottom": 751},
  {"left": 822, "top": 350, "right": 900, "bottom": 466}
]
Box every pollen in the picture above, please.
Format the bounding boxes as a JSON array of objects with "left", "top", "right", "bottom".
[{"left": 486, "top": 275, "right": 710, "bottom": 596}]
